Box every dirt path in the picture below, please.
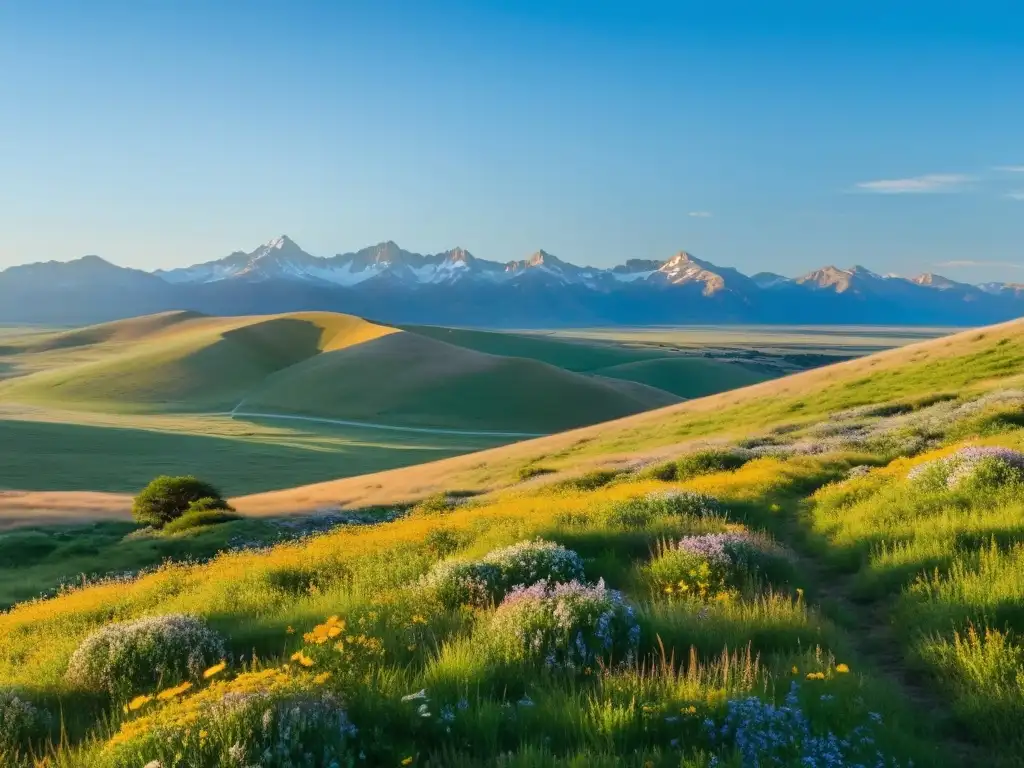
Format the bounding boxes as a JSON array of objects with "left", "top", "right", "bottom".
[{"left": 774, "top": 509, "right": 983, "bottom": 766}]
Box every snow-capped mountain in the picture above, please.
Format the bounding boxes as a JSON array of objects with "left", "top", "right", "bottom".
[{"left": 2, "top": 235, "right": 1022, "bottom": 327}]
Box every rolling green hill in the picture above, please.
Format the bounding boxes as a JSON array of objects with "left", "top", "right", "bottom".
[
  {"left": 590, "top": 356, "right": 770, "bottom": 398},
  {"left": 400, "top": 323, "right": 772, "bottom": 398},
  {"left": 239, "top": 331, "right": 680, "bottom": 433},
  {"left": 3, "top": 320, "right": 1024, "bottom": 766},
  {"left": 0, "top": 312, "right": 677, "bottom": 431}
]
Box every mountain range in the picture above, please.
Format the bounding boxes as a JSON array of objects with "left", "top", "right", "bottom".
[{"left": 1, "top": 235, "right": 1021, "bottom": 326}]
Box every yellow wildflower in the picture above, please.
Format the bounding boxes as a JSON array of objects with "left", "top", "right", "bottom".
[
  {"left": 791, "top": 666, "right": 799, "bottom": 675},
  {"left": 156, "top": 681, "right": 193, "bottom": 700},
  {"left": 124, "top": 694, "right": 153, "bottom": 712},
  {"left": 286, "top": 626, "right": 295, "bottom": 634},
  {"left": 835, "top": 663, "right": 850, "bottom": 674},
  {"left": 203, "top": 660, "right": 227, "bottom": 679},
  {"left": 313, "top": 672, "right": 332, "bottom": 684},
  {"left": 805, "top": 672, "right": 825, "bottom": 681},
  {"left": 682, "top": 705, "right": 697, "bottom": 715},
  {"left": 411, "top": 614, "right": 427, "bottom": 625},
  {"left": 663, "top": 585, "right": 674, "bottom": 594},
  {"left": 199, "top": 729, "right": 209, "bottom": 740},
  {"left": 401, "top": 758, "right": 414, "bottom": 766}
]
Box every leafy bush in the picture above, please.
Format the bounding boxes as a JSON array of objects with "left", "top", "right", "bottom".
[
  {"left": 131, "top": 476, "right": 230, "bottom": 528},
  {"left": 555, "top": 469, "right": 622, "bottom": 492},
  {"left": 644, "top": 532, "right": 790, "bottom": 600},
  {"left": 422, "top": 539, "right": 586, "bottom": 608},
  {"left": 160, "top": 508, "right": 240, "bottom": 534},
  {"left": 908, "top": 446, "right": 1024, "bottom": 491},
  {"left": 424, "top": 526, "right": 471, "bottom": 558},
  {"left": 65, "top": 614, "right": 225, "bottom": 699},
  {"left": 644, "top": 449, "right": 751, "bottom": 482},
  {"left": 606, "top": 490, "right": 724, "bottom": 528},
  {"left": 517, "top": 464, "right": 556, "bottom": 482},
  {"left": 487, "top": 579, "right": 640, "bottom": 670},
  {"left": 674, "top": 449, "right": 751, "bottom": 479},
  {"left": 0, "top": 689, "right": 50, "bottom": 758},
  {"left": 103, "top": 669, "right": 355, "bottom": 768}
]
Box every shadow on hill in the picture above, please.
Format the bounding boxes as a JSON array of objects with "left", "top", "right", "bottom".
[
  {"left": 17, "top": 310, "right": 207, "bottom": 353},
  {"left": 0, "top": 418, "right": 357, "bottom": 496},
  {"left": 241, "top": 332, "right": 675, "bottom": 433}
]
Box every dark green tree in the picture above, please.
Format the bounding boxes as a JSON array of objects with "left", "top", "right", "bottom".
[{"left": 131, "top": 475, "right": 230, "bottom": 527}]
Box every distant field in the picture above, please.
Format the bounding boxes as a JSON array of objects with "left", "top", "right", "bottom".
[
  {"left": 537, "top": 324, "right": 956, "bottom": 355},
  {"left": 0, "top": 407, "right": 508, "bottom": 495},
  {"left": 0, "top": 314, "right": 954, "bottom": 500}
]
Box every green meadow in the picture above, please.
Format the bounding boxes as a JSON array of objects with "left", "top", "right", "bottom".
[
  {"left": 0, "top": 319, "right": 1021, "bottom": 765},
  {"left": 0, "top": 313, "right": 930, "bottom": 498}
]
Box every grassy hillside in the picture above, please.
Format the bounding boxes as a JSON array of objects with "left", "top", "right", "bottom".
[
  {"left": 590, "top": 357, "right": 769, "bottom": 399},
  {"left": 0, "top": 312, "right": 675, "bottom": 431},
  {"left": 241, "top": 332, "right": 680, "bottom": 433},
  {"left": 0, "top": 312, "right": 399, "bottom": 412},
  {"left": 402, "top": 324, "right": 773, "bottom": 398},
  {"left": 0, "top": 412, "right": 508, "bottom": 496},
  {"left": 0, "top": 320, "right": 1023, "bottom": 765}
]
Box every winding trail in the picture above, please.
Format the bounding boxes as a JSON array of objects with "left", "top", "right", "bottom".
[
  {"left": 771, "top": 499, "right": 983, "bottom": 767},
  {"left": 227, "top": 405, "right": 547, "bottom": 439}
]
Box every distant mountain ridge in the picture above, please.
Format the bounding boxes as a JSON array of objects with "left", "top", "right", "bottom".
[{"left": 2, "top": 235, "right": 1021, "bottom": 327}]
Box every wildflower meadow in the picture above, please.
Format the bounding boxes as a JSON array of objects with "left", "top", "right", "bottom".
[{"left": 2, "top": 353, "right": 1024, "bottom": 765}]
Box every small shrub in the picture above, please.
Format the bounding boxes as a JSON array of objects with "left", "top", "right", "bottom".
[
  {"left": 555, "top": 469, "right": 622, "bottom": 492},
  {"left": 161, "top": 508, "right": 240, "bottom": 534},
  {"left": 0, "top": 689, "right": 50, "bottom": 758},
  {"left": 674, "top": 449, "right": 751, "bottom": 480},
  {"left": 908, "top": 446, "right": 1024, "bottom": 490},
  {"left": 517, "top": 465, "right": 556, "bottom": 482},
  {"left": 421, "top": 560, "right": 503, "bottom": 608},
  {"left": 605, "top": 490, "right": 724, "bottom": 529},
  {"left": 132, "top": 476, "right": 229, "bottom": 528},
  {"left": 424, "top": 526, "right": 471, "bottom": 558},
  {"left": 102, "top": 669, "right": 355, "bottom": 768},
  {"left": 422, "top": 539, "right": 586, "bottom": 608},
  {"left": 644, "top": 533, "right": 789, "bottom": 600},
  {"left": 645, "top": 449, "right": 751, "bottom": 482},
  {"left": 65, "top": 614, "right": 225, "bottom": 699},
  {"left": 487, "top": 579, "right": 640, "bottom": 670},
  {"left": 411, "top": 492, "right": 463, "bottom": 515}
]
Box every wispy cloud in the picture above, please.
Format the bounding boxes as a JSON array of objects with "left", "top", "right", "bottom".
[
  {"left": 1006, "top": 191, "right": 1024, "bottom": 201},
  {"left": 935, "top": 260, "right": 1024, "bottom": 270},
  {"left": 855, "top": 173, "right": 973, "bottom": 194},
  {"left": 994, "top": 166, "right": 1024, "bottom": 173},
  {"left": 687, "top": 211, "right": 712, "bottom": 218}
]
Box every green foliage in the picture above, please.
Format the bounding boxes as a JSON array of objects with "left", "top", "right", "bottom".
[
  {"left": 160, "top": 508, "right": 240, "bottom": 535},
  {"left": 422, "top": 540, "right": 586, "bottom": 608},
  {"left": 646, "top": 449, "right": 751, "bottom": 482},
  {"left": 555, "top": 469, "right": 622, "bottom": 491},
  {"left": 0, "top": 689, "right": 50, "bottom": 759},
  {"left": 64, "top": 614, "right": 225, "bottom": 700},
  {"left": 517, "top": 464, "right": 556, "bottom": 482},
  {"left": 131, "top": 475, "right": 228, "bottom": 527}
]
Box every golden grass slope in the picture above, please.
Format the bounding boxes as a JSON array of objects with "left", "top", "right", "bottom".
[
  {"left": 0, "top": 311, "right": 677, "bottom": 428},
  {"left": 0, "top": 312, "right": 400, "bottom": 412},
  {"left": 6, "top": 317, "right": 1018, "bottom": 525},
  {"left": 232, "top": 317, "right": 1024, "bottom": 515}
]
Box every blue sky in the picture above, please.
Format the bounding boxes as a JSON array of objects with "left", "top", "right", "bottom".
[{"left": 1, "top": 0, "right": 1022, "bottom": 282}]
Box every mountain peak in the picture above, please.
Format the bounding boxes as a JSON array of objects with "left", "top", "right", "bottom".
[
  {"left": 265, "top": 235, "right": 297, "bottom": 250},
  {"left": 665, "top": 250, "right": 701, "bottom": 266},
  {"left": 912, "top": 273, "right": 962, "bottom": 290}
]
